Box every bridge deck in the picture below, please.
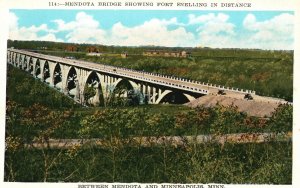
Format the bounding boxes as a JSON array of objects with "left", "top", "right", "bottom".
[{"left": 8, "top": 48, "right": 255, "bottom": 96}]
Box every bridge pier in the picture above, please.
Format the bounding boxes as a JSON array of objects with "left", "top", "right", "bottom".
[
  {"left": 38, "top": 59, "right": 46, "bottom": 80},
  {"left": 47, "top": 61, "right": 56, "bottom": 86},
  {"left": 31, "top": 58, "right": 38, "bottom": 76},
  {"left": 19, "top": 54, "right": 25, "bottom": 70}
]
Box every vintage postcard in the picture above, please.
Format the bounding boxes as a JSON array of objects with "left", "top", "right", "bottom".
[{"left": 0, "top": 0, "right": 299, "bottom": 188}]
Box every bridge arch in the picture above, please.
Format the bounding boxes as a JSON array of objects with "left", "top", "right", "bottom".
[
  {"left": 13, "top": 53, "right": 17, "bottom": 66},
  {"left": 114, "top": 78, "right": 138, "bottom": 90},
  {"left": 35, "top": 59, "right": 41, "bottom": 78},
  {"left": 23, "top": 56, "right": 28, "bottom": 71},
  {"left": 43, "top": 61, "right": 51, "bottom": 83},
  {"left": 7, "top": 52, "right": 12, "bottom": 64},
  {"left": 13, "top": 53, "right": 18, "bottom": 66},
  {"left": 66, "top": 66, "right": 78, "bottom": 98},
  {"left": 83, "top": 71, "right": 104, "bottom": 106},
  {"left": 9, "top": 52, "right": 12, "bottom": 63},
  {"left": 108, "top": 79, "right": 140, "bottom": 105},
  {"left": 53, "top": 63, "right": 62, "bottom": 89},
  {"left": 17, "top": 54, "right": 22, "bottom": 68},
  {"left": 28, "top": 58, "right": 34, "bottom": 74},
  {"left": 7, "top": 51, "right": 9, "bottom": 63},
  {"left": 12, "top": 52, "right": 15, "bottom": 64},
  {"left": 11, "top": 52, "right": 14, "bottom": 64},
  {"left": 113, "top": 79, "right": 136, "bottom": 96},
  {"left": 156, "top": 90, "right": 192, "bottom": 104},
  {"left": 20, "top": 55, "right": 25, "bottom": 69}
]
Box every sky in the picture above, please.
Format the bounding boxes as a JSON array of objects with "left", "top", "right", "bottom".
[{"left": 8, "top": 10, "right": 294, "bottom": 50}]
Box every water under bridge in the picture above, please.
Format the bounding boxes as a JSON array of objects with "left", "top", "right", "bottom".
[{"left": 7, "top": 48, "right": 258, "bottom": 106}]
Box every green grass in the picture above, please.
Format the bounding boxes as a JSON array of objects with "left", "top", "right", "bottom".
[{"left": 5, "top": 141, "right": 292, "bottom": 183}]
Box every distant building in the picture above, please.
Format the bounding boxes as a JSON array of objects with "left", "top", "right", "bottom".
[
  {"left": 86, "top": 46, "right": 100, "bottom": 53},
  {"left": 86, "top": 46, "right": 102, "bottom": 56},
  {"left": 38, "top": 46, "right": 48, "bottom": 50},
  {"left": 143, "top": 50, "right": 191, "bottom": 58},
  {"left": 65, "top": 45, "right": 77, "bottom": 52},
  {"left": 87, "top": 52, "right": 102, "bottom": 57},
  {"left": 180, "top": 51, "right": 191, "bottom": 58},
  {"left": 121, "top": 52, "right": 128, "bottom": 58}
]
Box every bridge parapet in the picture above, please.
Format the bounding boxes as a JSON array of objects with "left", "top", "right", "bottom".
[
  {"left": 126, "top": 67, "right": 256, "bottom": 96},
  {"left": 114, "top": 66, "right": 255, "bottom": 96}
]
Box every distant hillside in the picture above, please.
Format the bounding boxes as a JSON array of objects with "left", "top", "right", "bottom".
[{"left": 7, "top": 39, "right": 293, "bottom": 58}]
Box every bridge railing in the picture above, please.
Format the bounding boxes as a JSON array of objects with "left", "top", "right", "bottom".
[
  {"left": 110, "top": 64, "right": 255, "bottom": 95},
  {"left": 94, "top": 62, "right": 255, "bottom": 95},
  {"left": 93, "top": 65, "right": 209, "bottom": 94}
]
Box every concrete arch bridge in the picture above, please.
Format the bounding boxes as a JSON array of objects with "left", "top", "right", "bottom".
[{"left": 7, "top": 48, "right": 256, "bottom": 106}]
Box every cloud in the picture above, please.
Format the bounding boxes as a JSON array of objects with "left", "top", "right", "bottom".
[
  {"left": 189, "top": 12, "right": 294, "bottom": 50},
  {"left": 188, "top": 13, "right": 230, "bottom": 25},
  {"left": 149, "top": 17, "right": 181, "bottom": 26},
  {"left": 8, "top": 12, "right": 63, "bottom": 42},
  {"left": 53, "top": 14, "right": 192, "bottom": 46},
  {"left": 188, "top": 13, "right": 236, "bottom": 48},
  {"left": 51, "top": 12, "right": 192, "bottom": 46},
  {"left": 242, "top": 13, "right": 294, "bottom": 49},
  {"left": 53, "top": 12, "right": 100, "bottom": 31},
  {"left": 243, "top": 13, "right": 293, "bottom": 34},
  {"left": 9, "top": 12, "right": 18, "bottom": 31},
  {"left": 109, "top": 18, "right": 195, "bottom": 47},
  {"left": 52, "top": 12, "right": 106, "bottom": 44}
]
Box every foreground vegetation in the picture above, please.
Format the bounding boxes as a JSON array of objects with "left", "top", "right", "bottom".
[
  {"left": 5, "top": 64, "right": 292, "bottom": 183},
  {"left": 5, "top": 142, "right": 292, "bottom": 183},
  {"left": 6, "top": 36, "right": 295, "bottom": 183}
]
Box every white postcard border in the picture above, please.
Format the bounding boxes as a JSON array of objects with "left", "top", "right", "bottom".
[{"left": 0, "top": 0, "right": 299, "bottom": 188}]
